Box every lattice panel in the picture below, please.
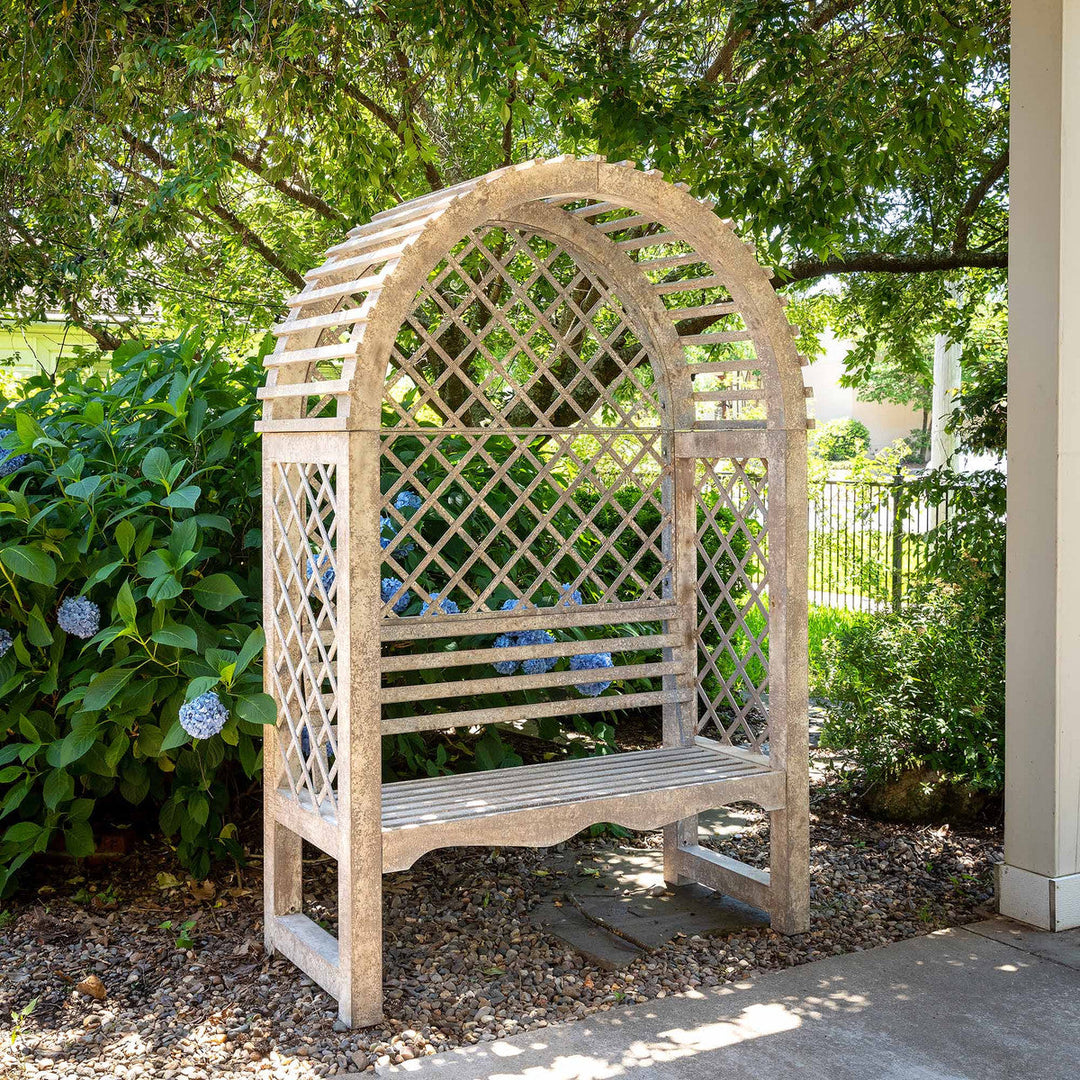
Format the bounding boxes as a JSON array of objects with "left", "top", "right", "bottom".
[
  {"left": 379, "top": 430, "right": 672, "bottom": 617},
  {"left": 552, "top": 199, "right": 770, "bottom": 428},
  {"left": 268, "top": 461, "right": 340, "bottom": 813},
  {"left": 384, "top": 225, "right": 662, "bottom": 431},
  {"left": 694, "top": 458, "right": 770, "bottom": 750}
]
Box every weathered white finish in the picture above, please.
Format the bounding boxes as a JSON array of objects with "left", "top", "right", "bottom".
[
  {"left": 1000, "top": 0, "right": 1080, "bottom": 932},
  {"left": 929, "top": 331, "right": 962, "bottom": 470},
  {"left": 260, "top": 158, "right": 809, "bottom": 1024}
]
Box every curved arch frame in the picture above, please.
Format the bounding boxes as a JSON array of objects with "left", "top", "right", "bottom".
[
  {"left": 260, "top": 156, "right": 807, "bottom": 435},
  {"left": 259, "top": 158, "right": 809, "bottom": 1027}
]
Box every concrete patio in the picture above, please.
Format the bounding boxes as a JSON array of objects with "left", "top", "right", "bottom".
[{"left": 371, "top": 918, "right": 1080, "bottom": 1079}]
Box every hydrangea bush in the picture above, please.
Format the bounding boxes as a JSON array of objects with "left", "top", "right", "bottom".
[{"left": 0, "top": 331, "right": 275, "bottom": 893}]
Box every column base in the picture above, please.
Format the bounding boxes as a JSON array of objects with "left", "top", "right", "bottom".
[{"left": 997, "top": 864, "right": 1080, "bottom": 930}]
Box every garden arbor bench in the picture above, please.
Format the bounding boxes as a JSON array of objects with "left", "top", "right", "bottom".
[{"left": 258, "top": 157, "right": 810, "bottom": 1026}]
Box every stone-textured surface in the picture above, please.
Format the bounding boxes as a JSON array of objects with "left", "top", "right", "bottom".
[{"left": 378, "top": 925, "right": 1080, "bottom": 1079}]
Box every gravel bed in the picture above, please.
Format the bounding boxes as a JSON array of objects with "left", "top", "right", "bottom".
[{"left": 0, "top": 793, "right": 1001, "bottom": 1078}]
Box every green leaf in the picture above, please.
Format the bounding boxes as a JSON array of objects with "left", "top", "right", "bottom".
[
  {"left": 43, "top": 768, "right": 74, "bottom": 810},
  {"left": 137, "top": 549, "right": 174, "bottom": 578},
  {"left": 148, "top": 574, "right": 184, "bottom": 603},
  {"left": 3, "top": 820, "right": 40, "bottom": 844},
  {"left": 115, "top": 519, "right": 136, "bottom": 557},
  {"left": 83, "top": 668, "right": 134, "bottom": 710},
  {"left": 141, "top": 446, "right": 171, "bottom": 487},
  {"left": 1, "top": 779, "right": 32, "bottom": 818},
  {"left": 185, "top": 675, "right": 219, "bottom": 700},
  {"left": 161, "top": 485, "right": 201, "bottom": 510},
  {"left": 65, "top": 475, "right": 103, "bottom": 500},
  {"left": 64, "top": 820, "right": 95, "bottom": 858},
  {"left": 117, "top": 580, "right": 138, "bottom": 626},
  {"left": 234, "top": 626, "right": 264, "bottom": 678},
  {"left": 169, "top": 518, "right": 198, "bottom": 558},
  {"left": 151, "top": 621, "right": 198, "bottom": 651},
  {"left": 0, "top": 545, "right": 56, "bottom": 585},
  {"left": 235, "top": 693, "right": 277, "bottom": 726},
  {"left": 58, "top": 729, "right": 97, "bottom": 768},
  {"left": 67, "top": 798, "right": 94, "bottom": 822},
  {"left": 14, "top": 413, "right": 44, "bottom": 445},
  {"left": 192, "top": 573, "right": 243, "bottom": 611},
  {"left": 189, "top": 792, "right": 209, "bottom": 825},
  {"left": 84, "top": 559, "right": 124, "bottom": 590},
  {"left": 160, "top": 720, "right": 190, "bottom": 752},
  {"left": 27, "top": 604, "right": 53, "bottom": 647},
  {"left": 136, "top": 723, "right": 164, "bottom": 757}
]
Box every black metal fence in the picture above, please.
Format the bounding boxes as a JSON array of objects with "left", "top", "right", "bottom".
[{"left": 809, "top": 473, "right": 952, "bottom": 612}]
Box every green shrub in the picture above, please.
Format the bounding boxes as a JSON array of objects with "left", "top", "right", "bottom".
[
  {"left": 819, "top": 466, "right": 1005, "bottom": 793},
  {"left": 0, "top": 327, "right": 765, "bottom": 891},
  {"left": 811, "top": 417, "right": 871, "bottom": 461},
  {"left": 0, "top": 331, "right": 274, "bottom": 893}
]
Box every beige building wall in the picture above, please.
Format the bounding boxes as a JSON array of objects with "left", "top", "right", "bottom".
[{"left": 803, "top": 330, "right": 924, "bottom": 452}]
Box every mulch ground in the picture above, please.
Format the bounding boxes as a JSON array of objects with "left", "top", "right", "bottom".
[{"left": 0, "top": 776, "right": 1001, "bottom": 1079}]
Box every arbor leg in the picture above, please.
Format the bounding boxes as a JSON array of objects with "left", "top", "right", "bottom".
[
  {"left": 663, "top": 818, "right": 698, "bottom": 886},
  {"left": 336, "top": 844, "right": 383, "bottom": 1027},
  {"left": 264, "top": 818, "right": 302, "bottom": 953},
  {"left": 766, "top": 805, "right": 810, "bottom": 934}
]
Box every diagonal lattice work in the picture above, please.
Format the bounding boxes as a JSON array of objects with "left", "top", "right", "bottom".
[
  {"left": 384, "top": 224, "right": 664, "bottom": 431},
  {"left": 268, "top": 461, "right": 340, "bottom": 815},
  {"left": 694, "top": 458, "right": 771, "bottom": 750},
  {"left": 544, "top": 199, "right": 772, "bottom": 426},
  {"left": 378, "top": 429, "right": 672, "bottom": 617}
]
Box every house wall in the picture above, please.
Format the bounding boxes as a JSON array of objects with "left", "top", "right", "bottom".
[
  {"left": 804, "top": 330, "right": 924, "bottom": 452},
  {"left": 0, "top": 322, "right": 99, "bottom": 379}
]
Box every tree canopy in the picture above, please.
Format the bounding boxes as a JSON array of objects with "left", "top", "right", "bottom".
[{"left": 0, "top": 0, "right": 1008, "bottom": 376}]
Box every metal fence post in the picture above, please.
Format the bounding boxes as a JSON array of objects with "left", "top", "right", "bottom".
[{"left": 890, "top": 470, "right": 904, "bottom": 613}]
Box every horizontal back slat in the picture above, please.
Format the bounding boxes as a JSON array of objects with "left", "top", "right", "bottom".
[
  {"left": 381, "top": 659, "right": 683, "bottom": 705},
  {"left": 381, "top": 688, "right": 693, "bottom": 736},
  {"left": 380, "top": 601, "right": 677, "bottom": 641},
  {"left": 380, "top": 631, "right": 681, "bottom": 672}
]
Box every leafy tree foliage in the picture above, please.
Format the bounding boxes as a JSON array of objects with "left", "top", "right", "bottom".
[{"left": 0, "top": 0, "right": 1008, "bottom": 368}]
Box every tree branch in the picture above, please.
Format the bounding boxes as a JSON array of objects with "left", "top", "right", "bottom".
[
  {"left": 780, "top": 248, "right": 1006, "bottom": 284},
  {"left": 115, "top": 127, "right": 305, "bottom": 287},
  {"left": 229, "top": 148, "right": 345, "bottom": 222},
  {"left": 953, "top": 145, "right": 1009, "bottom": 252},
  {"left": 206, "top": 199, "right": 305, "bottom": 288},
  {"left": 704, "top": 12, "right": 752, "bottom": 83}
]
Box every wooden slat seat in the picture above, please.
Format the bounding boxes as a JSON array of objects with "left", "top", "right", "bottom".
[{"left": 381, "top": 743, "right": 785, "bottom": 872}]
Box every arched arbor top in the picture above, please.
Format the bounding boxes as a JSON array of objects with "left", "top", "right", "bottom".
[{"left": 258, "top": 156, "right": 808, "bottom": 436}]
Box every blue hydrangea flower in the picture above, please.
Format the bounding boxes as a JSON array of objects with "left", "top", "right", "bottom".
[
  {"left": 179, "top": 691, "right": 229, "bottom": 739},
  {"left": 0, "top": 628, "right": 12, "bottom": 658},
  {"left": 500, "top": 597, "right": 526, "bottom": 612},
  {"left": 299, "top": 726, "right": 335, "bottom": 762},
  {"left": 420, "top": 592, "right": 459, "bottom": 616},
  {"left": 570, "top": 652, "right": 613, "bottom": 696},
  {"left": 519, "top": 629, "right": 557, "bottom": 675},
  {"left": 306, "top": 555, "right": 335, "bottom": 593},
  {"left": 492, "top": 633, "right": 519, "bottom": 675},
  {"left": 558, "top": 583, "right": 583, "bottom": 607},
  {"left": 381, "top": 576, "right": 411, "bottom": 614},
  {"left": 380, "top": 513, "right": 415, "bottom": 556},
  {"left": 393, "top": 490, "right": 422, "bottom": 511},
  {"left": 56, "top": 596, "right": 100, "bottom": 639},
  {"left": 0, "top": 429, "right": 29, "bottom": 478}
]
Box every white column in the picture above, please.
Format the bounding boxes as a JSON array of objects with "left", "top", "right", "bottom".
[
  {"left": 1000, "top": 0, "right": 1080, "bottom": 930},
  {"left": 928, "top": 333, "right": 962, "bottom": 470}
]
